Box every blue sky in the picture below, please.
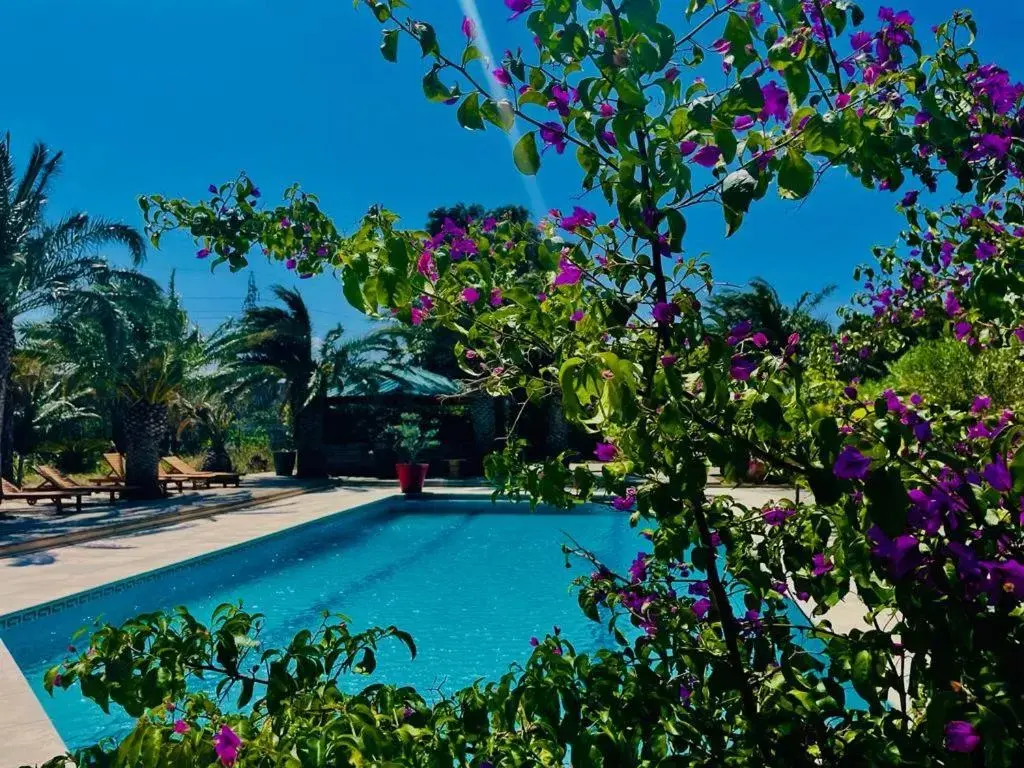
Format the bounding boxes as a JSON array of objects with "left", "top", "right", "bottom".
[{"left": 4, "top": 1, "right": 1022, "bottom": 336}]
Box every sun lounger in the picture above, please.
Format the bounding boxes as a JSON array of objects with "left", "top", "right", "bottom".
[
  {"left": 34, "top": 464, "right": 138, "bottom": 503},
  {"left": 92, "top": 453, "right": 188, "bottom": 493},
  {"left": 162, "top": 456, "right": 241, "bottom": 487},
  {"left": 1, "top": 478, "right": 83, "bottom": 514}
]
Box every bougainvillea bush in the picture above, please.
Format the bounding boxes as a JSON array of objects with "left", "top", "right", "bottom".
[{"left": 36, "top": 1, "right": 1024, "bottom": 766}]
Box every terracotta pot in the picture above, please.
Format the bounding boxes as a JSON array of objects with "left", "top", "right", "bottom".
[{"left": 396, "top": 463, "right": 429, "bottom": 494}]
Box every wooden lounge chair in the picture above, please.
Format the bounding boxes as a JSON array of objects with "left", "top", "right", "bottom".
[
  {"left": 1, "top": 478, "right": 83, "bottom": 514},
  {"left": 163, "top": 456, "right": 241, "bottom": 487},
  {"left": 92, "top": 453, "right": 188, "bottom": 494},
  {"left": 34, "top": 464, "right": 137, "bottom": 503}
]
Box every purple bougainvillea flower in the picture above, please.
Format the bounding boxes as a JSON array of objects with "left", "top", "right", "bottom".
[
  {"left": 954, "top": 321, "right": 973, "bottom": 341},
  {"left": 975, "top": 241, "right": 998, "bottom": 260},
  {"left": 280, "top": 217, "right": 291, "bottom": 229},
  {"left": 461, "top": 286, "right": 480, "bottom": 304},
  {"left": 546, "top": 84, "right": 578, "bottom": 116},
  {"left": 870, "top": 527, "right": 923, "bottom": 579},
  {"left": 660, "top": 354, "right": 678, "bottom": 367},
  {"left": 728, "top": 320, "right": 752, "bottom": 344},
  {"left": 417, "top": 251, "right": 438, "bottom": 281},
  {"left": 250, "top": 186, "right": 260, "bottom": 198},
  {"left": 679, "top": 684, "right": 692, "bottom": 703},
  {"left": 679, "top": 140, "right": 698, "bottom": 157},
  {"left": 733, "top": 115, "right": 755, "bottom": 131},
  {"left": 759, "top": 81, "right": 789, "bottom": 122},
  {"left": 594, "top": 442, "right": 618, "bottom": 462},
  {"left": 628, "top": 552, "right": 648, "bottom": 582},
  {"left": 489, "top": 288, "right": 503, "bottom": 308},
  {"left": 213, "top": 725, "right": 242, "bottom": 766},
  {"left": 208, "top": 184, "right": 218, "bottom": 194},
  {"left": 600, "top": 103, "right": 615, "bottom": 117},
  {"left": 285, "top": 258, "right": 297, "bottom": 270},
  {"left": 665, "top": 66, "right": 679, "bottom": 82},
  {"left": 834, "top": 445, "right": 871, "bottom": 479},
  {"left": 914, "top": 110, "right": 932, "bottom": 126},
  {"left": 559, "top": 206, "right": 597, "bottom": 231},
  {"left": 196, "top": 248, "right": 210, "bottom": 259},
  {"left": 594, "top": 26, "right": 606, "bottom": 41},
  {"left": 944, "top": 291, "right": 961, "bottom": 317},
  {"left": 692, "top": 598, "right": 711, "bottom": 618},
  {"left": 410, "top": 307, "right": 427, "bottom": 326},
  {"left": 811, "top": 553, "right": 834, "bottom": 577},
  {"left": 451, "top": 236, "right": 478, "bottom": 260},
  {"left": 751, "top": 332, "right": 768, "bottom": 349},
  {"left": 763, "top": 506, "right": 795, "bottom": 526},
  {"left": 482, "top": 216, "right": 497, "bottom": 232},
  {"left": 504, "top": 0, "right": 533, "bottom": 19},
  {"left": 599, "top": 130, "right": 617, "bottom": 147},
  {"left": 901, "top": 190, "right": 919, "bottom": 207},
  {"left": 835, "top": 92, "right": 852, "bottom": 109},
  {"left": 972, "top": 395, "right": 991, "bottom": 413},
  {"left": 540, "top": 121, "right": 567, "bottom": 154},
  {"left": 536, "top": 292, "right": 548, "bottom": 303},
  {"left": 944, "top": 721, "right": 981, "bottom": 753},
  {"left": 711, "top": 38, "right": 731, "bottom": 54},
  {"left": 557, "top": 264, "right": 581, "bottom": 290},
  {"left": 529, "top": 636, "right": 539, "bottom": 646},
  {"left": 850, "top": 30, "right": 872, "bottom": 52},
  {"left": 461, "top": 15, "right": 475, "bottom": 39},
  {"left": 492, "top": 68, "right": 512, "bottom": 86},
  {"left": 173, "top": 720, "right": 190, "bottom": 734},
  {"left": 692, "top": 145, "right": 722, "bottom": 168},
  {"left": 612, "top": 493, "right": 635, "bottom": 511},
  {"left": 983, "top": 457, "right": 1012, "bottom": 492},
  {"left": 653, "top": 301, "right": 679, "bottom": 325},
  {"left": 729, "top": 355, "right": 757, "bottom": 381}
]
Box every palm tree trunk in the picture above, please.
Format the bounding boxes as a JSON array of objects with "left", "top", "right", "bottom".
[
  {"left": 468, "top": 392, "right": 497, "bottom": 472},
  {"left": 0, "top": 313, "right": 14, "bottom": 499},
  {"left": 1, "top": 373, "right": 14, "bottom": 482},
  {"left": 545, "top": 394, "right": 569, "bottom": 459},
  {"left": 294, "top": 397, "right": 327, "bottom": 478},
  {"left": 122, "top": 400, "right": 168, "bottom": 500}
]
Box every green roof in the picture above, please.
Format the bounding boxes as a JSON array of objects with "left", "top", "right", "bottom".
[{"left": 332, "top": 365, "right": 461, "bottom": 398}]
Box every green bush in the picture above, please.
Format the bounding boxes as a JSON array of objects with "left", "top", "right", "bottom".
[{"left": 877, "top": 339, "right": 1024, "bottom": 411}]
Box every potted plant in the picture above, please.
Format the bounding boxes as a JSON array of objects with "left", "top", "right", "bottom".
[
  {"left": 269, "top": 423, "right": 296, "bottom": 477},
  {"left": 386, "top": 412, "right": 439, "bottom": 494}
]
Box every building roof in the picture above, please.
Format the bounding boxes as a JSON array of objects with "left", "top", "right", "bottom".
[{"left": 332, "top": 365, "right": 462, "bottom": 399}]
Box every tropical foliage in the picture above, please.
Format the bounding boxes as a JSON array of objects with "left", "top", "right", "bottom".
[
  {"left": 33, "top": 2, "right": 1024, "bottom": 767},
  {"left": 0, "top": 135, "right": 145, "bottom": 490}
]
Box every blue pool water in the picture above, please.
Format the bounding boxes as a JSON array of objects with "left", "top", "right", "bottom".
[{"left": 1, "top": 497, "right": 646, "bottom": 749}]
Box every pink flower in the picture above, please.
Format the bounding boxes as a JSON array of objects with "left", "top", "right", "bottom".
[
  {"left": 461, "top": 15, "right": 475, "bottom": 39},
  {"left": 661, "top": 354, "right": 678, "bottom": 367},
  {"left": 490, "top": 288, "right": 503, "bottom": 307},
  {"left": 461, "top": 287, "right": 480, "bottom": 304},
  {"left": 570, "top": 309, "right": 585, "bottom": 323},
  {"left": 493, "top": 68, "right": 512, "bottom": 87},
  {"left": 213, "top": 725, "right": 242, "bottom": 766},
  {"left": 679, "top": 140, "right": 698, "bottom": 157},
  {"left": 811, "top": 553, "right": 834, "bottom": 577},
  {"left": 285, "top": 258, "right": 297, "bottom": 270},
  {"left": 733, "top": 115, "right": 755, "bottom": 132},
  {"left": 594, "top": 442, "right": 618, "bottom": 462},
  {"left": 751, "top": 332, "right": 768, "bottom": 348},
  {"left": 173, "top": 720, "right": 190, "bottom": 735},
  {"left": 835, "top": 93, "right": 851, "bottom": 109},
  {"left": 553, "top": 258, "right": 583, "bottom": 287}
]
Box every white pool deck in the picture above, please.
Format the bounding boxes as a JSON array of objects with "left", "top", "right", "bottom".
[{"left": 0, "top": 482, "right": 868, "bottom": 767}]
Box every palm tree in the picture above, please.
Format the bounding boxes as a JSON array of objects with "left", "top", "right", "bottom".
[
  {"left": 216, "top": 286, "right": 397, "bottom": 478},
  {"left": 41, "top": 272, "right": 200, "bottom": 498},
  {"left": 0, "top": 134, "right": 145, "bottom": 491},
  {"left": 7, "top": 349, "right": 97, "bottom": 485},
  {"left": 705, "top": 277, "right": 836, "bottom": 350}
]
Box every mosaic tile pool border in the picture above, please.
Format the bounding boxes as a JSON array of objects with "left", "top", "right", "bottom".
[{"left": 0, "top": 496, "right": 401, "bottom": 631}]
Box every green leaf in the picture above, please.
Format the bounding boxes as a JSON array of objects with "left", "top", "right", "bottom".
[
  {"left": 422, "top": 68, "right": 451, "bottom": 102},
  {"left": 481, "top": 99, "right": 515, "bottom": 131},
  {"left": 722, "top": 169, "right": 757, "bottom": 236},
  {"left": 778, "top": 149, "right": 814, "bottom": 199},
  {"left": 457, "top": 93, "right": 485, "bottom": 130},
  {"left": 380, "top": 29, "right": 399, "bottom": 62},
  {"left": 513, "top": 132, "right": 541, "bottom": 175},
  {"left": 851, "top": 649, "right": 880, "bottom": 706},
  {"left": 417, "top": 22, "right": 439, "bottom": 58}
]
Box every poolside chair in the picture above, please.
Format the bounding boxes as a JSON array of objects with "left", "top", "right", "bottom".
[
  {"left": 162, "top": 456, "right": 241, "bottom": 487},
  {"left": 1, "top": 478, "right": 83, "bottom": 514},
  {"left": 92, "top": 453, "right": 188, "bottom": 494},
  {"left": 34, "top": 464, "right": 138, "bottom": 504}
]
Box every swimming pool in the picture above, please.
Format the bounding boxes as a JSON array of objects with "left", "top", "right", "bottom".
[{"left": 0, "top": 496, "right": 647, "bottom": 749}]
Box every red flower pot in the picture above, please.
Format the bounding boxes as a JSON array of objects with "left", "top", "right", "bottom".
[{"left": 396, "top": 463, "right": 429, "bottom": 494}]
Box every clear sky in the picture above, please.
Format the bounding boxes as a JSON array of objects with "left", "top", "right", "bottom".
[{"left": 4, "top": 1, "right": 1022, "bottom": 336}]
